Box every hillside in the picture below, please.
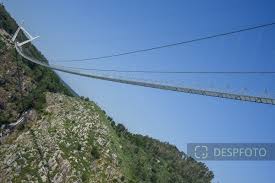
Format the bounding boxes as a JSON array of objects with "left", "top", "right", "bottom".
[
  {"left": 0, "top": 4, "right": 74, "bottom": 125},
  {"left": 0, "top": 5, "right": 214, "bottom": 183},
  {"left": 0, "top": 92, "right": 213, "bottom": 182}
]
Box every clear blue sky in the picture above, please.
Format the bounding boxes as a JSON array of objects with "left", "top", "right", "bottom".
[{"left": 4, "top": 0, "right": 275, "bottom": 182}]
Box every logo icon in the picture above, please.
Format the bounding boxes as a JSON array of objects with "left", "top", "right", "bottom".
[{"left": 194, "top": 145, "right": 208, "bottom": 159}]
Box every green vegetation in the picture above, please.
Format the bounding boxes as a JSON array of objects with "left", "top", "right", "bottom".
[
  {"left": 0, "top": 46, "right": 73, "bottom": 124},
  {"left": 128, "top": 133, "right": 213, "bottom": 182},
  {"left": 19, "top": 56, "right": 73, "bottom": 112},
  {"left": 0, "top": 4, "right": 18, "bottom": 35},
  {"left": 74, "top": 96, "right": 214, "bottom": 182},
  {"left": 90, "top": 145, "right": 100, "bottom": 160},
  {"left": 0, "top": 5, "right": 74, "bottom": 124},
  {"left": 0, "top": 113, "right": 9, "bottom": 125},
  {"left": 103, "top": 115, "right": 214, "bottom": 182}
]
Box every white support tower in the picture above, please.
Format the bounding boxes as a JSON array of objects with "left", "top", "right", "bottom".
[{"left": 12, "top": 25, "right": 39, "bottom": 46}]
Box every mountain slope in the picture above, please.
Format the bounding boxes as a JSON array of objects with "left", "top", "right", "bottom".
[
  {"left": 0, "top": 93, "right": 124, "bottom": 182},
  {"left": 0, "top": 4, "right": 74, "bottom": 125},
  {"left": 1, "top": 92, "right": 213, "bottom": 182},
  {"left": 0, "top": 5, "right": 214, "bottom": 183}
]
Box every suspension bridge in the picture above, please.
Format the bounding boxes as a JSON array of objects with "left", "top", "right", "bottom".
[{"left": 12, "top": 25, "right": 275, "bottom": 105}]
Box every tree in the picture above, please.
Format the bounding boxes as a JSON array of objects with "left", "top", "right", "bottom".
[
  {"left": 91, "top": 146, "right": 100, "bottom": 160},
  {"left": 116, "top": 123, "right": 127, "bottom": 133}
]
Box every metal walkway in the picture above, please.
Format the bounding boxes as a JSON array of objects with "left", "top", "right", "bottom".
[{"left": 15, "top": 44, "right": 275, "bottom": 105}]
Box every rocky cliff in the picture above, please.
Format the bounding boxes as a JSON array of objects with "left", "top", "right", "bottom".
[{"left": 0, "top": 92, "right": 213, "bottom": 182}]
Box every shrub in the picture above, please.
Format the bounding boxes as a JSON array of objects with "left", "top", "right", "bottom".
[
  {"left": 77, "top": 143, "right": 82, "bottom": 151},
  {"left": 107, "top": 116, "right": 113, "bottom": 121},
  {"left": 91, "top": 146, "right": 100, "bottom": 160},
  {"left": 116, "top": 123, "right": 127, "bottom": 133}
]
